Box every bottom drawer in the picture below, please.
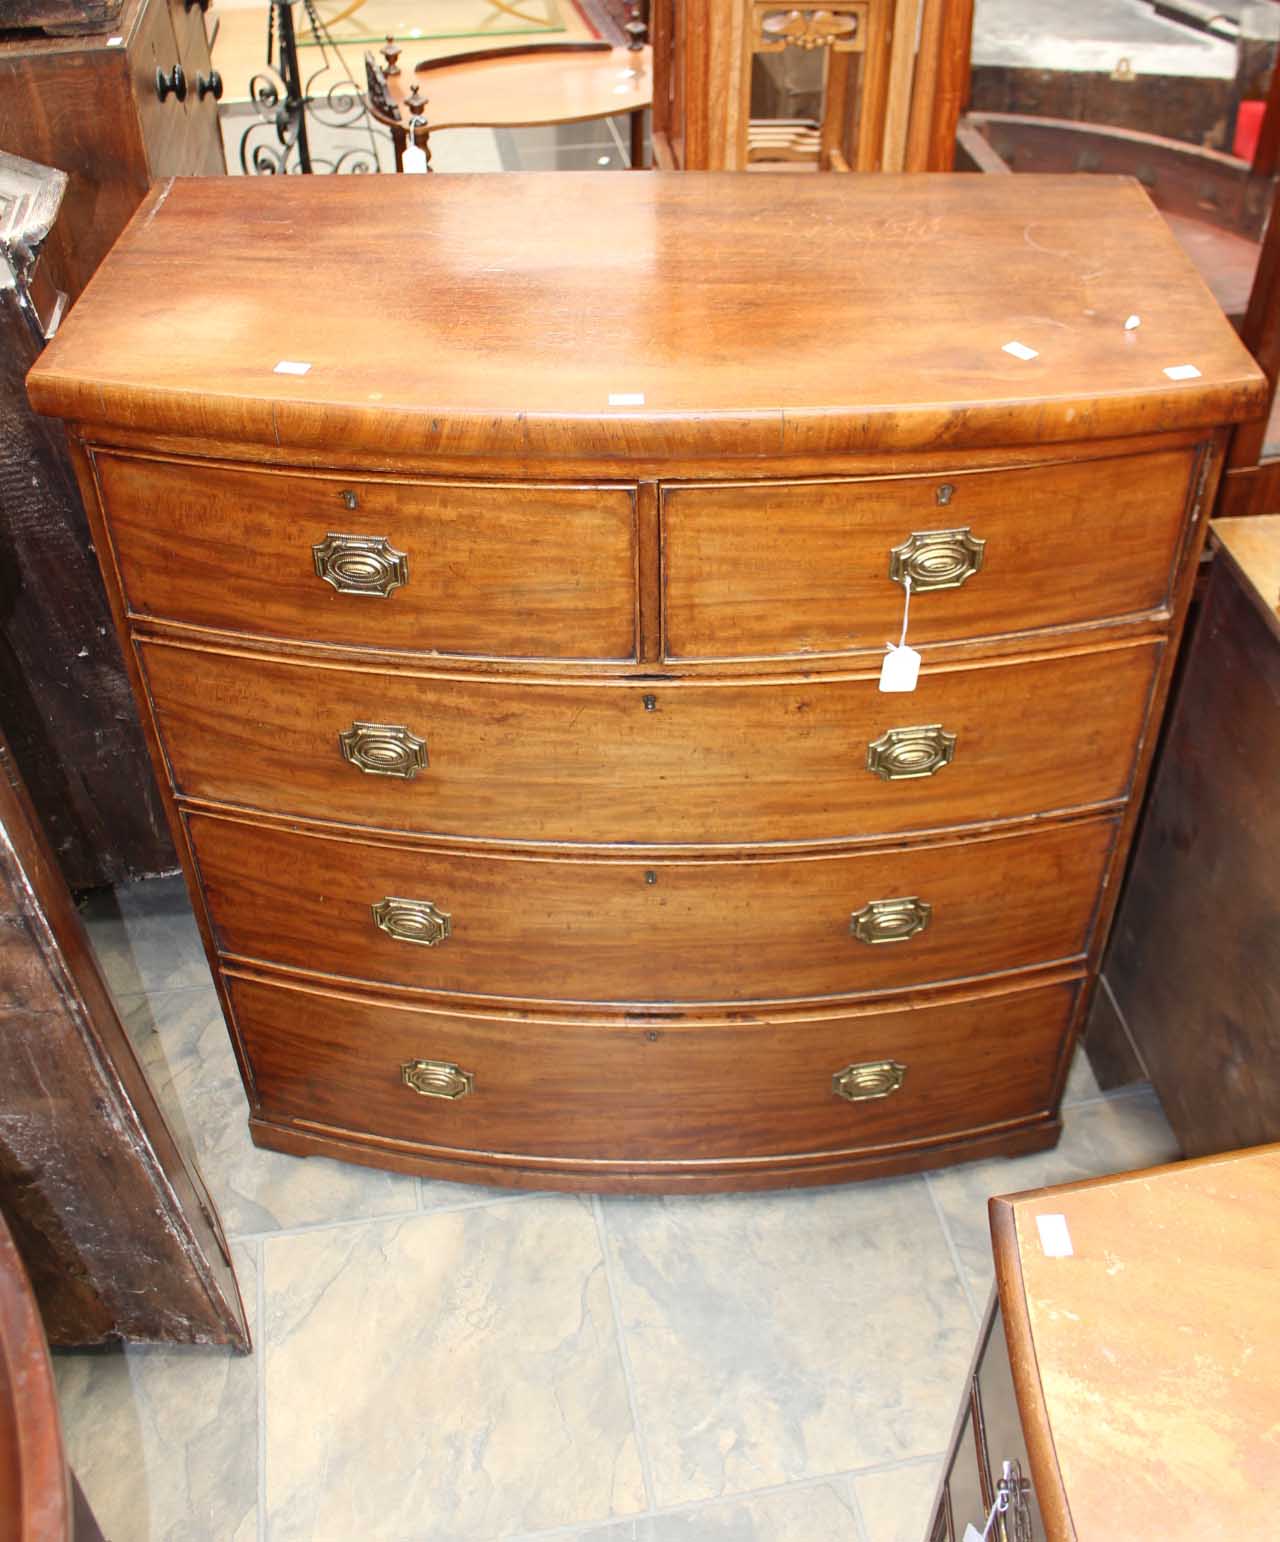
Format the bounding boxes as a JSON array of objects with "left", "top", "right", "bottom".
[{"left": 227, "top": 972, "right": 1080, "bottom": 1170}]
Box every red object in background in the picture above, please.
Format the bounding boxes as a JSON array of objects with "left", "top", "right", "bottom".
[{"left": 1235, "top": 98, "right": 1265, "bottom": 162}]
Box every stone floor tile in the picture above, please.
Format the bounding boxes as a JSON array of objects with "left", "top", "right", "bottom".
[
  {"left": 80, "top": 872, "right": 212, "bottom": 997},
  {"left": 641, "top": 1483, "right": 861, "bottom": 1540},
  {"left": 853, "top": 1458, "right": 945, "bottom": 1542},
  {"left": 601, "top": 1180, "right": 973, "bottom": 1508},
  {"left": 926, "top": 1088, "right": 1181, "bottom": 1302},
  {"left": 1061, "top": 1041, "right": 1102, "bottom": 1106},
  {"left": 54, "top": 1241, "right": 258, "bottom": 1542},
  {"left": 122, "top": 987, "right": 419, "bottom": 1238},
  {"left": 263, "top": 1196, "right": 644, "bottom": 1541}
]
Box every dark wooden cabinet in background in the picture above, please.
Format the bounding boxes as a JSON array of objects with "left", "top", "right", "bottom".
[
  {"left": 0, "top": 0, "right": 225, "bottom": 888},
  {"left": 0, "top": 0, "right": 226, "bottom": 304}
]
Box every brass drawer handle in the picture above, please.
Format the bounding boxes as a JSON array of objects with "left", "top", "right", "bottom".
[
  {"left": 401, "top": 1058, "right": 473, "bottom": 1100},
  {"left": 339, "top": 721, "right": 428, "bottom": 778},
  {"left": 866, "top": 723, "right": 956, "bottom": 780},
  {"left": 833, "top": 1059, "right": 906, "bottom": 1102},
  {"left": 312, "top": 533, "right": 409, "bottom": 597},
  {"left": 372, "top": 896, "right": 451, "bottom": 946},
  {"left": 850, "top": 896, "right": 931, "bottom": 944},
  {"left": 888, "top": 527, "right": 985, "bottom": 592}
]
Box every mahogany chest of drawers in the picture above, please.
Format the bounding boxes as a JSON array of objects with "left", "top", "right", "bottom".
[{"left": 27, "top": 173, "right": 1265, "bottom": 1192}]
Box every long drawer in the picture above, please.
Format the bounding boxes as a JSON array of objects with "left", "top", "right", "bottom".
[
  {"left": 661, "top": 448, "right": 1196, "bottom": 660},
  {"left": 190, "top": 810, "right": 1117, "bottom": 1004},
  {"left": 94, "top": 454, "right": 639, "bottom": 661},
  {"left": 139, "top": 637, "right": 1161, "bottom": 845},
  {"left": 227, "top": 972, "right": 1080, "bottom": 1164}
]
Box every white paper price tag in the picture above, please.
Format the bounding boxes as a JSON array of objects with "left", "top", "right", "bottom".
[
  {"left": 879, "top": 643, "right": 920, "bottom": 692},
  {"left": 403, "top": 144, "right": 429, "bottom": 174},
  {"left": 963, "top": 1527, "right": 985, "bottom": 1542}
]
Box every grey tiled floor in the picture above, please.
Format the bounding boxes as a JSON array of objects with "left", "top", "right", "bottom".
[{"left": 58, "top": 874, "right": 1182, "bottom": 1542}]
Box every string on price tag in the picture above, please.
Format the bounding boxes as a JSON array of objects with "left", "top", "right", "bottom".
[
  {"left": 961, "top": 1483, "right": 1010, "bottom": 1542},
  {"left": 879, "top": 573, "right": 921, "bottom": 692}
]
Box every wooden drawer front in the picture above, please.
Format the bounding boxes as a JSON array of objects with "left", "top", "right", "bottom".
[
  {"left": 141, "top": 637, "right": 1160, "bottom": 845},
  {"left": 661, "top": 449, "right": 1195, "bottom": 660},
  {"left": 190, "top": 812, "right": 1115, "bottom": 1005},
  {"left": 95, "top": 455, "right": 638, "bottom": 660},
  {"left": 228, "top": 973, "right": 1078, "bottom": 1162}
]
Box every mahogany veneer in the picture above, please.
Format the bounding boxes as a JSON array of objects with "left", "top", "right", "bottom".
[{"left": 26, "top": 173, "right": 1266, "bottom": 1192}]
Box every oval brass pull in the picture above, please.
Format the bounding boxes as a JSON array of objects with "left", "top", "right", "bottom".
[
  {"left": 888, "top": 527, "right": 985, "bottom": 592},
  {"left": 833, "top": 1060, "right": 906, "bottom": 1102},
  {"left": 372, "top": 896, "right": 451, "bottom": 946},
  {"left": 312, "top": 533, "right": 408, "bottom": 597},
  {"left": 401, "top": 1058, "right": 473, "bottom": 1099},
  {"left": 339, "top": 721, "right": 428, "bottom": 778},
  {"left": 850, "top": 896, "right": 931, "bottom": 944},
  {"left": 865, "top": 723, "right": 956, "bottom": 781}
]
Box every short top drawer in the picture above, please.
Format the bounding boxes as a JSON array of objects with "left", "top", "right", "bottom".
[
  {"left": 93, "top": 454, "right": 638, "bottom": 661},
  {"left": 660, "top": 449, "right": 1197, "bottom": 660}
]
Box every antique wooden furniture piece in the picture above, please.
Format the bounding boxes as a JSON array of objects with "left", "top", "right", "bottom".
[
  {"left": 0, "top": 726, "right": 247, "bottom": 1349},
  {"left": 650, "top": 0, "right": 972, "bottom": 170},
  {"left": 27, "top": 172, "right": 1265, "bottom": 1193},
  {"left": 0, "top": 0, "right": 226, "bottom": 307},
  {"left": 1091, "top": 517, "right": 1280, "bottom": 1154},
  {"left": 928, "top": 1143, "right": 1280, "bottom": 1540},
  {"left": 0, "top": 1210, "right": 106, "bottom": 1542},
  {"left": 364, "top": 40, "right": 652, "bottom": 170},
  {"left": 0, "top": 149, "right": 173, "bottom": 888}
]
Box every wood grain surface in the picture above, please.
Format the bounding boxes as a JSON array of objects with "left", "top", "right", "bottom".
[
  {"left": 139, "top": 635, "right": 1162, "bottom": 847},
  {"left": 227, "top": 969, "right": 1081, "bottom": 1170},
  {"left": 187, "top": 808, "right": 1117, "bottom": 1006},
  {"left": 990, "top": 1144, "right": 1280, "bottom": 1539},
  {"left": 95, "top": 452, "right": 639, "bottom": 660},
  {"left": 661, "top": 448, "right": 1196, "bottom": 659},
  {"left": 27, "top": 176, "right": 1267, "bottom": 466}
]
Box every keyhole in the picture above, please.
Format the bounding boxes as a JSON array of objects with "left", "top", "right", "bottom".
[
  {"left": 935, "top": 484, "right": 954, "bottom": 507},
  {"left": 642, "top": 694, "right": 657, "bottom": 712},
  {"left": 341, "top": 489, "right": 359, "bottom": 510},
  {"left": 644, "top": 870, "right": 657, "bottom": 885}
]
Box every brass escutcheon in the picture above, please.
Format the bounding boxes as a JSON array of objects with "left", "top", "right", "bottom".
[
  {"left": 401, "top": 1058, "right": 473, "bottom": 1100},
  {"left": 888, "top": 527, "right": 985, "bottom": 592},
  {"left": 850, "top": 896, "right": 932, "bottom": 945},
  {"left": 832, "top": 1059, "right": 906, "bottom": 1102},
  {"left": 312, "top": 532, "right": 409, "bottom": 597},
  {"left": 865, "top": 724, "right": 956, "bottom": 781},
  {"left": 372, "top": 896, "right": 452, "bottom": 947},
  {"left": 338, "top": 721, "right": 428, "bottom": 778}
]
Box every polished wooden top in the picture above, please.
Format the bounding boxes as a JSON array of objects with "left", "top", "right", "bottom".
[
  {"left": 380, "top": 46, "right": 651, "bottom": 132},
  {"left": 989, "top": 1144, "right": 1280, "bottom": 1540},
  {"left": 28, "top": 173, "right": 1266, "bottom": 466},
  {"left": 1213, "top": 515, "right": 1280, "bottom": 636}
]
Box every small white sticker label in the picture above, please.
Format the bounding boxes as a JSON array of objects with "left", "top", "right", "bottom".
[
  {"left": 879, "top": 643, "right": 920, "bottom": 693},
  {"left": 273, "top": 360, "right": 311, "bottom": 376},
  {"left": 1124, "top": 314, "right": 1141, "bottom": 330},
  {"left": 1036, "top": 1213, "right": 1074, "bottom": 1257},
  {"left": 402, "top": 144, "right": 429, "bottom": 174},
  {"left": 1164, "top": 363, "right": 1202, "bottom": 380},
  {"left": 106, "top": 34, "right": 124, "bottom": 45},
  {"left": 608, "top": 392, "right": 645, "bottom": 406},
  {"left": 1002, "top": 340, "right": 1039, "bottom": 361}
]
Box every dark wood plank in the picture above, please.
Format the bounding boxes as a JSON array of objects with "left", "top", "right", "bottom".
[
  {"left": 0, "top": 153, "right": 174, "bottom": 888},
  {"left": 1103, "top": 532, "right": 1280, "bottom": 1156},
  {"left": 0, "top": 731, "right": 247, "bottom": 1349}
]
